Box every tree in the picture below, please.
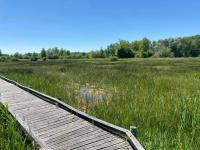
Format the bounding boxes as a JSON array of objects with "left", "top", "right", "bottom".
[
  {"left": 190, "top": 40, "right": 200, "bottom": 57},
  {"left": 0, "top": 49, "right": 2, "bottom": 56},
  {"left": 117, "top": 40, "right": 134, "bottom": 58},
  {"left": 41, "top": 48, "right": 46, "bottom": 58},
  {"left": 117, "top": 47, "right": 134, "bottom": 58},
  {"left": 138, "top": 38, "right": 151, "bottom": 51},
  {"left": 90, "top": 50, "right": 105, "bottom": 58},
  {"left": 105, "top": 43, "right": 118, "bottom": 57},
  {"left": 142, "top": 38, "right": 151, "bottom": 51},
  {"left": 99, "top": 49, "right": 106, "bottom": 58},
  {"left": 14, "top": 52, "right": 23, "bottom": 59},
  {"left": 46, "top": 48, "right": 59, "bottom": 59},
  {"left": 170, "top": 41, "right": 182, "bottom": 57},
  {"left": 131, "top": 41, "right": 139, "bottom": 51},
  {"left": 30, "top": 52, "right": 38, "bottom": 61},
  {"left": 153, "top": 47, "right": 174, "bottom": 58},
  {"left": 66, "top": 50, "right": 70, "bottom": 56}
]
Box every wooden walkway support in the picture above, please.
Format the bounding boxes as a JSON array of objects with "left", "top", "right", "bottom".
[{"left": 0, "top": 76, "right": 144, "bottom": 150}]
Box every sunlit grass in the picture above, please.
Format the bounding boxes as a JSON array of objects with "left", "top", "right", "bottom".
[
  {"left": 0, "top": 105, "right": 35, "bottom": 150},
  {"left": 0, "top": 58, "right": 200, "bottom": 149}
]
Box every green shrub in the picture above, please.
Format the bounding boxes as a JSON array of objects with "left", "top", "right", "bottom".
[
  {"left": 30, "top": 57, "right": 38, "bottom": 61},
  {"left": 141, "top": 50, "right": 154, "bottom": 58},
  {"left": 11, "top": 57, "right": 19, "bottom": 61},
  {"left": 0, "top": 56, "right": 7, "bottom": 62},
  {"left": 153, "top": 48, "right": 174, "bottom": 58},
  {"left": 110, "top": 56, "right": 118, "bottom": 61},
  {"left": 117, "top": 47, "right": 134, "bottom": 58},
  {"left": 135, "top": 50, "right": 154, "bottom": 58},
  {"left": 47, "top": 55, "right": 59, "bottom": 59},
  {"left": 42, "top": 57, "right": 47, "bottom": 61}
]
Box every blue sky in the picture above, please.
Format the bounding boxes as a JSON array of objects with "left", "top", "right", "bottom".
[{"left": 0, "top": 0, "right": 200, "bottom": 54}]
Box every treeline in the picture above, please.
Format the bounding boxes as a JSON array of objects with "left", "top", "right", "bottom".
[
  {"left": 92, "top": 35, "right": 200, "bottom": 58},
  {"left": 0, "top": 47, "right": 85, "bottom": 62},
  {"left": 0, "top": 35, "right": 200, "bottom": 62}
]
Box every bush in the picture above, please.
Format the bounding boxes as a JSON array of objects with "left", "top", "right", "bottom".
[
  {"left": 135, "top": 52, "right": 142, "bottom": 58},
  {"left": 141, "top": 50, "right": 154, "bottom": 58},
  {"left": 135, "top": 50, "right": 154, "bottom": 58},
  {"left": 110, "top": 56, "right": 118, "bottom": 61},
  {"left": 0, "top": 56, "right": 7, "bottom": 62},
  {"left": 47, "top": 55, "right": 59, "bottom": 59},
  {"left": 153, "top": 48, "right": 174, "bottom": 58},
  {"left": 42, "top": 57, "right": 46, "bottom": 61},
  {"left": 117, "top": 48, "right": 134, "bottom": 58},
  {"left": 11, "top": 57, "right": 19, "bottom": 61},
  {"left": 23, "top": 55, "right": 30, "bottom": 59},
  {"left": 30, "top": 57, "right": 38, "bottom": 61},
  {"left": 190, "top": 49, "right": 200, "bottom": 57}
]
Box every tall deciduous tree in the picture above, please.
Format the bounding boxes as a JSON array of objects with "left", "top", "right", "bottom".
[
  {"left": 41, "top": 48, "right": 46, "bottom": 58},
  {"left": 142, "top": 38, "right": 151, "bottom": 51}
]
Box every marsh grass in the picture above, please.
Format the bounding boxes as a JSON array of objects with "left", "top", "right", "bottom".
[
  {"left": 0, "top": 58, "right": 200, "bottom": 149},
  {"left": 0, "top": 105, "right": 35, "bottom": 150}
]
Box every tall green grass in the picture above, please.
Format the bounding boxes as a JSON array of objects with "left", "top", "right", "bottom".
[
  {"left": 0, "top": 105, "right": 35, "bottom": 150},
  {"left": 0, "top": 58, "right": 200, "bottom": 149}
]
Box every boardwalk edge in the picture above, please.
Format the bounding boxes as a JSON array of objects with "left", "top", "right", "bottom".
[{"left": 0, "top": 75, "right": 145, "bottom": 150}]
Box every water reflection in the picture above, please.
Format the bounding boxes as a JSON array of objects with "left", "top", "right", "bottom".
[{"left": 79, "top": 84, "right": 106, "bottom": 101}]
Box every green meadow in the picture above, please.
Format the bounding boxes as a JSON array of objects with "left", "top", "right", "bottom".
[{"left": 0, "top": 58, "right": 200, "bottom": 149}]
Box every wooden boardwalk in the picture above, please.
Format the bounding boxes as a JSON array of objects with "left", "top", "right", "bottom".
[{"left": 0, "top": 76, "right": 144, "bottom": 150}]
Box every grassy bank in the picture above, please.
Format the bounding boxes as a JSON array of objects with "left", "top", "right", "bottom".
[
  {"left": 0, "top": 58, "right": 200, "bottom": 149},
  {"left": 0, "top": 105, "right": 35, "bottom": 150}
]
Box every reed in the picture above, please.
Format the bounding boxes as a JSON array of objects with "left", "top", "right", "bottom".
[{"left": 0, "top": 58, "right": 199, "bottom": 149}]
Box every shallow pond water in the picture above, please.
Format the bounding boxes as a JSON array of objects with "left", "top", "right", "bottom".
[{"left": 79, "top": 84, "right": 107, "bottom": 101}]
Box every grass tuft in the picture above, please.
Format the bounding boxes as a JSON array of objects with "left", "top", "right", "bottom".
[{"left": 0, "top": 105, "right": 35, "bottom": 150}]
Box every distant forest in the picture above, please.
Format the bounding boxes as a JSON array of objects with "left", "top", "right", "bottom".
[{"left": 1, "top": 35, "right": 200, "bottom": 62}]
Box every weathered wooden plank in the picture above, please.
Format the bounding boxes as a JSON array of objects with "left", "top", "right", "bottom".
[
  {"left": 27, "top": 113, "right": 72, "bottom": 126},
  {"left": 86, "top": 140, "right": 128, "bottom": 150},
  {"left": 1, "top": 91, "right": 34, "bottom": 99},
  {"left": 38, "top": 120, "right": 88, "bottom": 140},
  {"left": 56, "top": 133, "right": 117, "bottom": 150},
  {"left": 34, "top": 116, "right": 79, "bottom": 133},
  {"left": 99, "top": 142, "right": 131, "bottom": 150},
  {"left": 0, "top": 97, "right": 37, "bottom": 106},
  {"left": 42, "top": 122, "right": 94, "bottom": 141},
  {"left": 25, "top": 111, "right": 68, "bottom": 124},
  {"left": 6, "top": 94, "right": 44, "bottom": 103},
  {"left": 14, "top": 104, "right": 54, "bottom": 114},
  {"left": 32, "top": 115, "right": 78, "bottom": 131},
  {"left": 0, "top": 87, "right": 22, "bottom": 94},
  {"left": 1, "top": 94, "right": 31, "bottom": 102},
  {"left": 37, "top": 119, "right": 84, "bottom": 137},
  {"left": 9, "top": 102, "right": 44, "bottom": 111},
  {"left": 74, "top": 138, "right": 124, "bottom": 150},
  {"left": 44, "top": 125, "right": 99, "bottom": 144},
  {"left": 46, "top": 127, "right": 103, "bottom": 147},
  {"left": 17, "top": 107, "right": 62, "bottom": 119},
  {"left": 10, "top": 101, "right": 47, "bottom": 111}
]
